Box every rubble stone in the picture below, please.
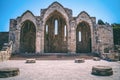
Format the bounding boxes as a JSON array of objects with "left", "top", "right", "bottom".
[
  {"left": 26, "top": 59, "right": 36, "bottom": 63},
  {"left": 92, "top": 65, "right": 113, "bottom": 76},
  {"left": 0, "top": 68, "right": 19, "bottom": 78}
]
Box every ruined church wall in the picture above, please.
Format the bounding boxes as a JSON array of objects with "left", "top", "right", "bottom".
[
  {"left": 8, "top": 2, "right": 114, "bottom": 54},
  {"left": 97, "top": 25, "right": 114, "bottom": 54}
]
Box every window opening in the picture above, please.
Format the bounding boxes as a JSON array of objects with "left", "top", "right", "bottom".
[
  {"left": 54, "top": 19, "right": 58, "bottom": 35},
  {"left": 46, "top": 25, "right": 48, "bottom": 34},
  {"left": 79, "top": 31, "right": 81, "bottom": 42}
]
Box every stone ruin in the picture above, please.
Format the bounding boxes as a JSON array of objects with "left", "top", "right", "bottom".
[{"left": 8, "top": 2, "right": 113, "bottom": 57}]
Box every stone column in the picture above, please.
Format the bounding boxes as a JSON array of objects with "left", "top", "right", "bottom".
[
  {"left": 91, "top": 28, "right": 96, "bottom": 53},
  {"left": 36, "top": 31, "right": 41, "bottom": 53},
  {"left": 68, "top": 20, "right": 76, "bottom": 54},
  {"left": 40, "top": 21, "right": 44, "bottom": 54},
  {"left": 10, "top": 28, "right": 20, "bottom": 54},
  {"left": 89, "top": 22, "right": 96, "bottom": 53},
  {"left": 70, "top": 28, "right": 76, "bottom": 54},
  {"left": 15, "top": 29, "right": 20, "bottom": 53}
]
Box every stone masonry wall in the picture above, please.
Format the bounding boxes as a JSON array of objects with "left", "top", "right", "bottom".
[
  {"left": 97, "top": 24, "right": 113, "bottom": 54},
  {"left": 9, "top": 2, "right": 114, "bottom": 54},
  {"left": 0, "top": 41, "right": 12, "bottom": 62}
]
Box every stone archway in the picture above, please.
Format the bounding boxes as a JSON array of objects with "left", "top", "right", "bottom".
[
  {"left": 76, "top": 22, "right": 91, "bottom": 53},
  {"left": 20, "top": 20, "right": 36, "bottom": 53},
  {"left": 44, "top": 11, "right": 68, "bottom": 53}
]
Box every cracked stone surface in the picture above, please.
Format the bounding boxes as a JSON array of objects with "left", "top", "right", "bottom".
[{"left": 0, "top": 60, "right": 120, "bottom": 80}]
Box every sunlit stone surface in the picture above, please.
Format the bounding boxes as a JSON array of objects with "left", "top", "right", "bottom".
[
  {"left": 0, "top": 60, "right": 119, "bottom": 80},
  {"left": 9, "top": 2, "right": 113, "bottom": 55}
]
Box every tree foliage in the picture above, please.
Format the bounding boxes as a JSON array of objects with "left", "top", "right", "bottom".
[
  {"left": 98, "top": 19, "right": 105, "bottom": 25},
  {"left": 112, "top": 23, "right": 120, "bottom": 45},
  {"left": 0, "top": 32, "right": 8, "bottom": 50}
]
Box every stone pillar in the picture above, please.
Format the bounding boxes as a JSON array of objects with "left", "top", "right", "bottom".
[
  {"left": 13, "top": 23, "right": 21, "bottom": 54},
  {"left": 9, "top": 29, "right": 20, "bottom": 54},
  {"left": 40, "top": 22, "right": 44, "bottom": 54},
  {"left": 9, "top": 19, "right": 20, "bottom": 54},
  {"left": 91, "top": 27, "right": 96, "bottom": 53},
  {"left": 15, "top": 30, "right": 20, "bottom": 53},
  {"left": 68, "top": 20, "right": 76, "bottom": 54},
  {"left": 89, "top": 22, "right": 96, "bottom": 53},
  {"left": 70, "top": 28, "right": 76, "bottom": 54},
  {"left": 36, "top": 31, "right": 41, "bottom": 53},
  {"left": 41, "top": 29, "right": 44, "bottom": 54}
]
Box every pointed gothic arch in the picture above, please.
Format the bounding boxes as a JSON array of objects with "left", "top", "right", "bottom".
[
  {"left": 44, "top": 11, "right": 68, "bottom": 53},
  {"left": 76, "top": 21, "right": 91, "bottom": 53},
  {"left": 20, "top": 20, "right": 36, "bottom": 53}
]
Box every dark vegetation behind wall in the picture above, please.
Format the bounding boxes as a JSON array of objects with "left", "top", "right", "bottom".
[
  {"left": 112, "top": 23, "right": 120, "bottom": 45},
  {"left": 0, "top": 32, "right": 9, "bottom": 50}
]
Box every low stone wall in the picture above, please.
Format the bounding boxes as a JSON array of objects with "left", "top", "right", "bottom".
[
  {"left": 101, "top": 52, "right": 120, "bottom": 61},
  {"left": 0, "top": 41, "right": 12, "bottom": 62}
]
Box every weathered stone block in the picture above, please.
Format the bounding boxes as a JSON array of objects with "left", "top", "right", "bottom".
[
  {"left": 75, "top": 58, "right": 85, "bottom": 63},
  {"left": 93, "top": 57, "right": 101, "bottom": 61},
  {"left": 102, "top": 53, "right": 119, "bottom": 61},
  {"left": 92, "top": 65, "right": 113, "bottom": 76},
  {"left": 0, "top": 68, "right": 19, "bottom": 78},
  {"left": 26, "top": 59, "right": 36, "bottom": 63}
]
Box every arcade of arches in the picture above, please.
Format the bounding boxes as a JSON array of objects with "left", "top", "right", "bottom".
[
  {"left": 19, "top": 20, "right": 91, "bottom": 53},
  {"left": 9, "top": 2, "right": 113, "bottom": 54}
]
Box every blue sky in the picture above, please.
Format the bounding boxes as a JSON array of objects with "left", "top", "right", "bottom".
[{"left": 0, "top": 0, "right": 120, "bottom": 32}]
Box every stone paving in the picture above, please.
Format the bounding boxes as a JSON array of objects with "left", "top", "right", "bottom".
[{"left": 0, "top": 60, "right": 120, "bottom": 80}]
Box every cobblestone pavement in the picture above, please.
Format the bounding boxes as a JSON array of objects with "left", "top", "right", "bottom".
[{"left": 0, "top": 60, "right": 120, "bottom": 80}]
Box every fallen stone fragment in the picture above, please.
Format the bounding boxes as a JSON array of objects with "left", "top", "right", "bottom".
[
  {"left": 75, "top": 58, "right": 85, "bottom": 63},
  {"left": 0, "top": 67, "right": 19, "bottom": 78},
  {"left": 26, "top": 59, "right": 36, "bottom": 63},
  {"left": 93, "top": 57, "right": 101, "bottom": 61},
  {"left": 92, "top": 65, "right": 113, "bottom": 76}
]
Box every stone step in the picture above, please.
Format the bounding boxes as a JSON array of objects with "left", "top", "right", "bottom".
[{"left": 10, "top": 53, "right": 94, "bottom": 60}]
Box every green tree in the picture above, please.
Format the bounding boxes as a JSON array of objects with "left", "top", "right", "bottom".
[
  {"left": 0, "top": 32, "right": 8, "bottom": 50},
  {"left": 112, "top": 23, "right": 120, "bottom": 45},
  {"left": 98, "top": 19, "right": 105, "bottom": 25}
]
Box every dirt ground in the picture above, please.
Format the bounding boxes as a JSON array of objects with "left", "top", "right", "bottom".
[{"left": 0, "top": 60, "right": 120, "bottom": 80}]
